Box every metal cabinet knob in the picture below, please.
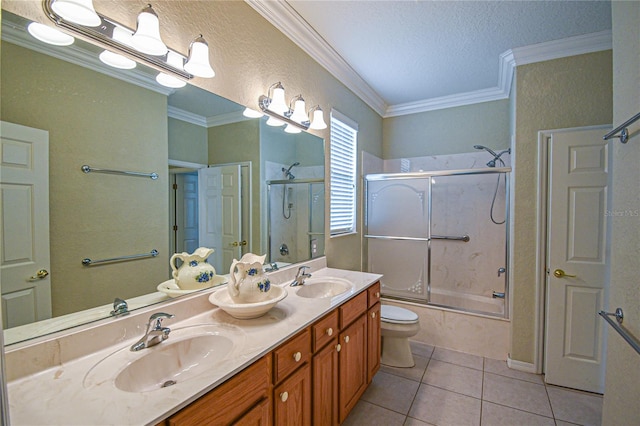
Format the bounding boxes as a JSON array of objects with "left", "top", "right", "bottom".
[
  {"left": 344, "top": 335, "right": 350, "bottom": 343},
  {"left": 336, "top": 344, "right": 341, "bottom": 353},
  {"left": 326, "top": 327, "right": 333, "bottom": 336},
  {"left": 293, "top": 351, "right": 302, "bottom": 362},
  {"left": 553, "top": 269, "right": 577, "bottom": 278},
  {"left": 371, "top": 312, "right": 376, "bottom": 319},
  {"left": 375, "top": 291, "right": 380, "bottom": 298},
  {"left": 280, "top": 391, "right": 288, "bottom": 402}
]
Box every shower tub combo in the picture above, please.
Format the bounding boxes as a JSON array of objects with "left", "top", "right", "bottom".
[{"left": 365, "top": 167, "right": 510, "bottom": 321}]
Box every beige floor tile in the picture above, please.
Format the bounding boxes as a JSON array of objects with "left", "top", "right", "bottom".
[
  {"left": 408, "top": 384, "right": 481, "bottom": 426},
  {"left": 484, "top": 357, "right": 544, "bottom": 384},
  {"left": 547, "top": 386, "right": 603, "bottom": 426},
  {"left": 432, "top": 347, "right": 484, "bottom": 370},
  {"left": 362, "top": 371, "right": 420, "bottom": 415},
  {"left": 422, "top": 359, "right": 483, "bottom": 398},
  {"left": 555, "top": 421, "right": 582, "bottom": 426},
  {"left": 410, "top": 340, "right": 435, "bottom": 358},
  {"left": 483, "top": 372, "right": 553, "bottom": 417},
  {"left": 404, "top": 417, "right": 435, "bottom": 426},
  {"left": 481, "top": 401, "right": 556, "bottom": 426},
  {"left": 381, "top": 354, "right": 429, "bottom": 382},
  {"left": 342, "top": 400, "right": 406, "bottom": 426}
]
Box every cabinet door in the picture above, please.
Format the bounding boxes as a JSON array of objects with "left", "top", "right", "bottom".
[
  {"left": 274, "top": 363, "right": 312, "bottom": 425},
  {"left": 338, "top": 315, "right": 367, "bottom": 423},
  {"left": 312, "top": 338, "right": 339, "bottom": 426},
  {"left": 367, "top": 303, "right": 381, "bottom": 383},
  {"left": 233, "top": 398, "right": 271, "bottom": 426}
]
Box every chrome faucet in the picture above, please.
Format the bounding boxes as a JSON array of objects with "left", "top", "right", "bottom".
[
  {"left": 290, "top": 265, "right": 312, "bottom": 287},
  {"left": 130, "top": 312, "right": 174, "bottom": 352}
]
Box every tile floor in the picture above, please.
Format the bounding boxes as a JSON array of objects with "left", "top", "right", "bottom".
[{"left": 343, "top": 342, "right": 603, "bottom": 426}]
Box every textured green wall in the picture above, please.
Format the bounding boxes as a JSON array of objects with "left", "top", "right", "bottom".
[
  {"left": 1, "top": 41, "right": 169, "bottom": 316},
  {"left": 511, "top": 50, "right": 613, "bottom": 363},
  {"left": 168, "top": 117, "right": 208, "bottom": 164},
  {"left": 382, "top": 100, "right": 510, "bottom": 158}
]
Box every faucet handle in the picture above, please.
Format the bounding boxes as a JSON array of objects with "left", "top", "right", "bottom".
[
  {"left": 148, "top": 312, "right": 174, "bottom": 329},
  {"left": 297, "top": 265, "right": 310, "bottom": 275}
]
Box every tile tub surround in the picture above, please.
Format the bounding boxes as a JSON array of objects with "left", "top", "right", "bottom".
[{"left": 5, "top": 259, "right": 382, "bottom": 425}]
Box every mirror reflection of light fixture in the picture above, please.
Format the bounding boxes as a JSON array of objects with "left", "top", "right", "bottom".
[
  {"left": 243, "top": 107, "right": 264, "bottom": 118},
  {"left": 131, "top": 4, "right": 167, "bottom": 56},
  {"left": 184, "top": 35, "right": 215, "bottom": 78},
  {"left": 27, "top": 22, "right": 75, "bottom": 46},
  {"left": 258, "top": 82, "right": 325, "bottom": 132},
  {"left": 50, "top": 0, "right": 100, "bottom": 27},
  {"left": 284, "top": 124, "right": 302, "bottom": 134},
  {"left": 43, "top": 0, "right": 216, "bottom": 85},
  {"left": 156, "top": 51, "right": 187, "bottom": 88}
]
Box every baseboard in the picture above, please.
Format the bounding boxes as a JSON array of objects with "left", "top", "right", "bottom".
[{"left": 507, "top": 356, "right": 537, "bottom": 373}]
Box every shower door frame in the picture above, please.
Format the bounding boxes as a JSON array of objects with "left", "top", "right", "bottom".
[{"left": 364, "top": 167, "right": 511, "bottom": 319}]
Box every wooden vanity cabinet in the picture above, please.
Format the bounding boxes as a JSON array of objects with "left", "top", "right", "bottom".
[
  {"left": 367, "top": 282, "right": 382, "bottom": 382},
  {"left": 164, "top": 354, "right": 272, "bottom": 426},
  {"left": 311, "top": 311, "right": 340, "bottom": 425}
]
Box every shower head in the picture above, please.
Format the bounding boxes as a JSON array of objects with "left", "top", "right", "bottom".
[
  {"left": 473, "top": 145, "right": 510, "bottom": 168},
  {"left": 473, "top": 144, "right": 498, "bottom": 157},
  {"left": 282, "top": 162, "right": 300, "bottom": 180}
]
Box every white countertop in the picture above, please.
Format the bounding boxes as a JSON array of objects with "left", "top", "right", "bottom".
[{"left": 6, "top": 265, "right": 381, "bottom": 426}]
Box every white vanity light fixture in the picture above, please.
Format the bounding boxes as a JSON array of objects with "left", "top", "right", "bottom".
[
  {"left": 308, "top": 106, "right": 327, "bottom": 130},
  {"left": 258, "top": 82, "right": 324, "bottom": 132},
  {"left": 43, "top": 0, "right": 216, "bottom": 85},
  {"left": 98, "top": 26, "right": 136, "bottom": 70},
  {"left": 27, "top": 22, "right": 74, "bottom": 46},
  {"left": 131, "top": 4, "right": 167, "bottom": 56},
  {"left": 284, "top": 124, "right": 302, "bottom": 134},
  {"left": 184, "top": 35, "right": 215, "bottom": 78},
  {"left": 242, "top": 107, "right": 264, "bottom": 118},
  {"left": 156, "top": 51, "right": 187, "bottom": 88},
  {"left": 50, "top": 0, "right": 100, "bottom": 27}
]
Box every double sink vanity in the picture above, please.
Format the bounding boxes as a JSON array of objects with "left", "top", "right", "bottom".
[{"left": 5, "top": 257, "right": 382, "bottom": 425}]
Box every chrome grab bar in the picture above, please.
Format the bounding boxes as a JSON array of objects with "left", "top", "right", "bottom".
[
  {"left": 81, "top": 164, "right": 159, "bottom": 180},
  {"left": 599, "top": 308, "right": 640, "bottom": 356},
  {"left": 364, "top": 234, "right": 469, "bottom": 242},
  {"left": 603, "top": 111, "right": 640, "bottom": 144},
  {"left": 82, "top": 249, "right": 159, "bottom": 266}
]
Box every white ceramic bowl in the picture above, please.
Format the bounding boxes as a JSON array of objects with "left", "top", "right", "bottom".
[
  {"left": 157, "top": 276, "right": 227, "bottom": 298},
  {"left": 209, "top": 286, "right": 287, "bottom": 319}
]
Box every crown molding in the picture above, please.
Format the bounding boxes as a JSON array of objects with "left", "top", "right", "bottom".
[
  {"left": 168, "top": 106, "right": 249, "bottom": 128},
  {"left": 245, "top": 0, "right": 387, "bottom": 116},
  {"left": 246, "top": 1, "right": 612, "bottom": 118},
  {"left": 1, "top": 21, "right": 174, "bottom": 96}
]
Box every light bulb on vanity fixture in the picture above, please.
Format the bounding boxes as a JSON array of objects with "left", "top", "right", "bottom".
[
  {"left": 131, "top": 4, "right": 167, "bottom": 56},
  {"left": 156, "top": 51, "right": 187, "bottom": 88},
  {"left": 242, "top": 108, "right": 264, "bottom": 119},
  {"left": 98, "top": 26, "right": 136, "bottom": 70},
  {"left": 308, "top": 106, "right": 327, "bottom": 130},
  {"left": 50, "top": 0, "right": 100, "bottom": 26},
  {"left": 288, "top": 95, "right": 309, "bottom": 124},
  {"left": 184, "top": 35, "right": 215, "bottom": 78},
  {"left": 27, "top": 22, "right": 75, "bottom": 46}
]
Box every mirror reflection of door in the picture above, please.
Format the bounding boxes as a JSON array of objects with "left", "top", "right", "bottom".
[{"left": 0, "top": 121, "right": 52, "bottom": 328}]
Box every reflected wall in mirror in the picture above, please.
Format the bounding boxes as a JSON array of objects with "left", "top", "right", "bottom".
[{"left": 0, "top": 10, "right": 324, "bottom": 346}]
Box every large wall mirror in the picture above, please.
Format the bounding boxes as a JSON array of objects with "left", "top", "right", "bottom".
[{"left": 0, "top": 10, "right": 325, "bottom": 346}]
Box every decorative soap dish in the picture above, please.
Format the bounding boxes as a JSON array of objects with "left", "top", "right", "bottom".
[
  {"left": 158, "top": 276, "right": 227, "bottom": 298},
  {"left": 209, "top": 286, "right": 287, "bottom": 319}
]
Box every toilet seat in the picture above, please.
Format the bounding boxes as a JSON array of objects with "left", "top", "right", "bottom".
[{"left": 381, "top": 305, "right": 419, "bottom": 324}]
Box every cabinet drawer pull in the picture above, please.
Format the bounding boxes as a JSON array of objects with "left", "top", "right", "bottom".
[
  {"left": 371, "top": 312, "right": 376, "bottom": 318},
  {"left": 336, "top": 343, "right": 341, "bottom": 352},
  {"left": 293, "top": 351, "right": 302, "bottom": 362},
  {"left": 326, "top": 327, "right": 333, "bottom": 336},
  {"left": 344, "top": 335, "right": 350, "bottom": 343},
  {"left": 280, "top": 391, "right": 289, "bottom": 402},
  {"left": 375, "top": 291, "right": 380, "bottom": 298}
]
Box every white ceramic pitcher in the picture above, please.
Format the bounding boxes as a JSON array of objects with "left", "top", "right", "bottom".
[
  {"left": 170, "top": 247, "right": 216, "bottom": 290},
  {"left": 228, "top": 253, "right": 271, "bottom": 303}
]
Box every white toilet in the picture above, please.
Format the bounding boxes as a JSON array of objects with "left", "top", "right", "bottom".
[{"left": 380, "top": 305, "right": 420, "bottom": 368}]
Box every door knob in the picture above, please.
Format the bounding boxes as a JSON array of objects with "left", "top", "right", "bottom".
[
  {"left": 553, "top": 269, "right": 576, "bottom": 278},
  {"left": 28, "top": 269, "right": 49, "bottom": 281},
  {"left": 231, "top": 240, "right": 248, "bottom": 247}
]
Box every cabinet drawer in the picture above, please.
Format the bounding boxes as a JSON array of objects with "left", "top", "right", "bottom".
[
  {"left": 312, "top": 310, "right": 339, "bottom": 352},
  {"left": 339, "top": 291, "right": 367, "bottom": 329},
  {"left": 368, "top": 281, "right": 381, "bottom": 308},
  {"left": 274, "top": 328, "right": 311, "bottom": 384}
]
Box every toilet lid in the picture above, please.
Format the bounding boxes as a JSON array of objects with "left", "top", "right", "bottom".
[{"left": 381, "top": 305, "right": 419, "bottom": 324}]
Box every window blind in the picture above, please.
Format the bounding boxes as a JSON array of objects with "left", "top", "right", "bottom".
[{"left": 330, "top": 110, "right": 358, "bottom": 235}]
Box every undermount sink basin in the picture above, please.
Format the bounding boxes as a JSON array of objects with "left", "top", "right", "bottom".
[
  {"left": 295, "top": 277, "right": 354, "bottom": 299},
  {"left": 84, "top": 324, "right": 244, "bottom": 393}
]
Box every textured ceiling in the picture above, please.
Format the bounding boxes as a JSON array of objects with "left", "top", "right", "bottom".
[{"left": 286, "top": 0, "right": 612, "bottom": 108}]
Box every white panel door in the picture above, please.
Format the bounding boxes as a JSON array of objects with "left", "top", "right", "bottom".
[
  {"left": 176, "top": 173, "right": 199, "bottom": 254},
  {"left": 544, "top": 127, "right": 611, "bottom": 393},
  {"left": 220, "top": 165, "right": 242, "bottom": 270},
  {"left": 0, "top": 121, "right": 52, "bottom": 328},
  {"left": 198, "top": 167, "right": 222, "bottom": 272}
]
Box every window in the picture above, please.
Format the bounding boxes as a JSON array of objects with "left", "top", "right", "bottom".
[{"left": 330, "top": 110, "right": 358, "bottom": 236}]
